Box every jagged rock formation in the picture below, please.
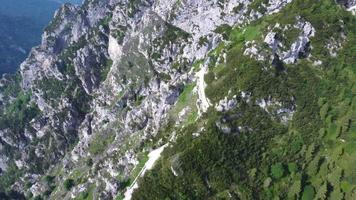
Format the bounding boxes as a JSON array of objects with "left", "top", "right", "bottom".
[
  {"left": 0, "top": 0, "right": 355, "bottom": 199},
  {"left": 338, "top": 0, "right": 356, "bottom": 8}
]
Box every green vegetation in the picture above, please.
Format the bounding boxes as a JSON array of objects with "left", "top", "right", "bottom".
[
  {"left": 192, "top": 59, "right": 204, "bottom": 72},
  {"left": 64, "top": 178, "right": 75, "bottom": 191},
  {"left": 230, "top": 25, "right": 261, "bottom": 43},
  {"left": 175, "top": 84, "right": 195, "bottom": 111},
  {"left": 88, "top": 133, "right": 115, "bottom": 155},
  {"left": 232, "top": 4, "right": 243, "bottom": 13},
  {"left": 127, "top": 0, "right": 142, "bottom": 17},
  {"left": 114, "top": 28, "right": 126, "bottom": 43},
  {"left": 100, "top": 59, "right": 113, "bottom": 81},
  {"left": 0, "top": 75, "right": 41, "bottom": 194},
  {"left": 0, "top": 162, "right": 24, "bottom": 192},
  {"left": 45, "top": 4, "right": 71, "bottom": 32},
  {"left": 74, "top": 184, "right": 94, "bottom": 200},
  {"left": 270, "top": 163, "right": 285, "bottom": 179},
  {"left": 131, "top": 0, "right": 356, "bottom": 199},
  {"left": 0, "top": 73, "right": 21, "bottom": 99},
  {"left": 35, "top": 77, "right": 65, "bottom": 106},
  {"left": 153, "top": 23, "right": 190, "bottom": 52},
  {"left": 214, "top": 24, "right": 232, "bottom": 40},
  {"left": 56, "top": 35, "right": 93, "bottom": 116},
  {"left": 99, "top": 15, "right": 112, "bottom": 28},
  {"left": 302, "top": 185, "right": 315, "bottom": 200},
  {"left": 42, "top": 175, "right": 56, "bottom": 197},
  {"left": 198, "top": 36, "right": 209, "bottom": 46},
  {"left": 248, "top": 0, "right": 269, "bottom": 14},
  {"left": 0, "top": 91, "right": 40, "bottom": 134},
  {"left": 168, "top": 83, "right": 198, "bottom": 128},
  {"left": 162, "top": 23, "right": 190, "bottom": 46}
]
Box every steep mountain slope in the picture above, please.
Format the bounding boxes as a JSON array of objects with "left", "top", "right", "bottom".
[
  {"left": 132, "top": 1, "right": 356, "bottom": 199},
  {"left": 0, "top": 0, "right": 355, "bottom": 199}
]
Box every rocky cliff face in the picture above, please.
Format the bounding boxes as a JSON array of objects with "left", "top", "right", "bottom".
[
  {"left": 0, "top": 0, "right": 355, "bottom": 199},
  {"left": 338, "top": 0, "right": 356, "bottom": 8}
]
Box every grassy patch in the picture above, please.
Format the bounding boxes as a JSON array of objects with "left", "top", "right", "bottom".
[{"left": 88, "top": 133, "right": 116, "bottom": 155}]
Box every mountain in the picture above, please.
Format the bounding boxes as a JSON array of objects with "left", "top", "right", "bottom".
[
  {"left": 0, "top": 0, "right": 355, "bottom": 199},
  {"left": 0, "top": 0, "right": 82, "bottom": 75}
]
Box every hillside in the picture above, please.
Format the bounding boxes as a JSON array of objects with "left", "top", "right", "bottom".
[{"left": 0, "top": 0, "right": 355, "bottom": 199}]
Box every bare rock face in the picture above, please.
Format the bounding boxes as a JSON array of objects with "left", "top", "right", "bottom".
[
  {"left": 282, "top": 20, "right": 315, "bottom": 63},
  {"left": 337, "top": 0, "right": 356, "bottom": 8},
  {"left": 263, "top": 19, "right": 315, "bottom": 64}
]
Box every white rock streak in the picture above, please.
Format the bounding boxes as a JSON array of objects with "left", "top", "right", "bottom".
[
  {"left": 196, "top": 64, "right": 211, "bottom": 114},
  {"left": 108, "top": 35, "right": 122, "bottom": 62},
  {"left": 124, "top": 144, "right": 168, "bottom": 200}
]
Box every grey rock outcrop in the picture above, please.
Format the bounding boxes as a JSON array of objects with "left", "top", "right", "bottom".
[{"left": 337, "top": 0, "right": 356, "bottom": 8}]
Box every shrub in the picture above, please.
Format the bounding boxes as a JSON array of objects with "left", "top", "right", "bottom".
[
  {"left": 86, "top": 158, "right": 93, "bottom": 167},
  {"left": 302, "top": 185, "right": 315, "bottom": 200},
  {"left": 63, "top": 179, "right": 75, "bottom": 191},
  {"left": 44, "top": 175, "right": 55, "bottom": 184},
  {"left": 288, "top": 163, "right": 298, "bottom": 174},
  {"left": 88, "top": 133, "right": 115, "bottom": 155},
  {"left": 271, "top": 163, "right": 285, "bottom": 179}
]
